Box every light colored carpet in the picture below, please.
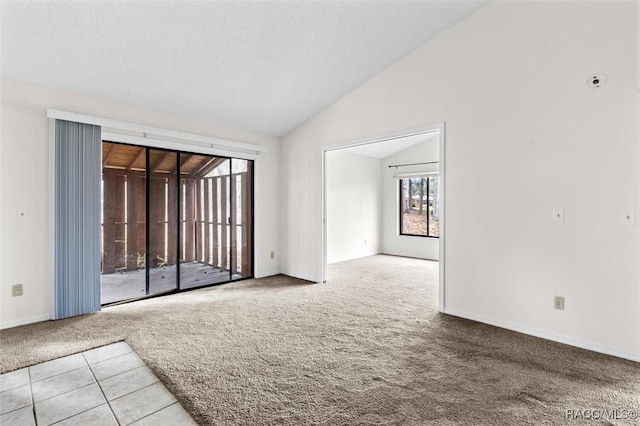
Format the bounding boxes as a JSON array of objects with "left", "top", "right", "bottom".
[{"left": 1, "top": 255, "right": 639, "bottom": 425}]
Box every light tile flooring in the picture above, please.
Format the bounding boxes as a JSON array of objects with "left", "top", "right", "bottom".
[{"left": 0, "top": 342, "right": 197, "bottom": 425}]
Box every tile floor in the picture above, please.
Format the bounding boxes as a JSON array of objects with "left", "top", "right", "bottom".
[{"left": 0, "top": 342, "right": 197, "bottom": 425}]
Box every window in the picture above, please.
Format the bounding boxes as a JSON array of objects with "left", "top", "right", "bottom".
[{"left": 399, "top": 176, "right": 439, "bottom": 237}]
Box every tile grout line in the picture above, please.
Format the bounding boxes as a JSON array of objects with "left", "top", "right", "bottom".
[
  {"left": 28, "top": 366, "right": 38, "bottom": 426},
  {"left": 34, "top": 380, "right": 96, "bottom": 405},
  {"left": 100, "top": 367, "right": 160, "bottom": 402},
  {"left": 85, "top": 350, "right": 135, "bottom": 372},
  {"left": 110, "top": 380, "right": 164, "bottom": 404},
  {"left": 38, "top": 382, "right": 101, "bottom": 425},
  {"left": 2, "top": 358, "right": 85, "bottom": 388},
  {"left": 94, "top": 342, "right": 134, "bottom": 362},
  {"left": 123, "top": 401, "right": 180, "bottom": 426},
  {"left": 100, "top": 364, "right": 148, "bottom": 382},
  {"left": 113, "top": 381, "right": 178, "bottom": 426},
  {"left": 83, "top": 352, "right": 122, "bottom": 426},
  {"left": 90, "top": 356, "right": 144, "bottom": 383},
  {"left": 0, "top": 371, "right": 29, "bottom": 395},
  {"left": 47, "top": 403, "right": 112, "bottom": 426},
  {"left": 88, "top": 353, "right": 140, "bottom": 382},
  {"left": 30, "top": 363, "right": 87, "bottom": 385},
  {"left": 27, "top": 344, "right": 132, "bottom": 385}
]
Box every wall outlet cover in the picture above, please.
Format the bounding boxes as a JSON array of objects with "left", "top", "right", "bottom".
[
  {"left": 12, "top": 284, "right": 23, "bottom": 297},
  {"left": 554, "top": 295, "right": 565, "bottom": 310}
]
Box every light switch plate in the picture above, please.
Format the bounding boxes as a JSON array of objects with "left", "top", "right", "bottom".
[
  {"left": 553, "top": 208, "right": 564, "bottom": 222},
  {"left": 622, "top": 210, "right": 635, "bottom": 225}
]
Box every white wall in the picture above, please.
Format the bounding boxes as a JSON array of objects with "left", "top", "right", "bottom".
[
  {"left": 326, "top": 150, "right": 381, "bottom": 264},
  {"left": 281, "top": 1, "right": 640, "bottom": 360},
  {"left": 0, "top": 77, "right": 281, "bottom": 329},
  {"left": 382, "top": 137, "right": 439, "bottom": 260}
]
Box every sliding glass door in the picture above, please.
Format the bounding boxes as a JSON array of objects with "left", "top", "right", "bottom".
[{"left": 101, "top": 142, "right": 253, "bottom": 304}]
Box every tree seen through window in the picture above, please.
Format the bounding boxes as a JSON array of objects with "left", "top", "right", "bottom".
[{"left": 399, "top": 176, "right": 439, "bottom": 237}]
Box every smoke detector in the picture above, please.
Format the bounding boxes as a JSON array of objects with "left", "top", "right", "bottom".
[{"left": 587, "top": 74, "right": 607, "bottom": 89}]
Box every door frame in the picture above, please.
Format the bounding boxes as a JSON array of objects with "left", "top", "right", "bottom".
[{"left": 321, "top": 123, "right": 446, "bottom": 312}]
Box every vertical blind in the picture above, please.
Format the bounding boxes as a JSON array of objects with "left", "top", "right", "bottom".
[{"left": 53, "top": 119, "right": 101, "bottom": 319}]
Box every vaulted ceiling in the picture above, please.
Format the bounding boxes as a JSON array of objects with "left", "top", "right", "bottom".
[{"left": 1, "top": 1, "right": 485, "bottom": 137}]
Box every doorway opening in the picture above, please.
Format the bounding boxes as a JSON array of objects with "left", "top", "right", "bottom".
[
  {"left": 322, "top": 124, "right": 445, "bottom": 311},
  {"left": 100, "top": 141, "right": 254, "bottom": 304}
]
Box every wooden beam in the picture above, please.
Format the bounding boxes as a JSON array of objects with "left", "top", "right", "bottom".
[
  {"left": 166, "top": 175, "right": 177, "bottom": 266},
  {"left": 148, "top": 176, "right": 166, "bottom": 268},
  {"left": 195, "top": 179, "right": 202, "bottom": 263},
  {"left": 126, "top": 172, "right": 138, "bottom": 271},
  {"left": 102, "top": 144, "right": 116, "bottom": 167},
  {"left": 193, "top": 157, "right": 216, "bottom": 177},
  {"left": 126, "top": 147, "right": 145, "bottom": 172},
  {"left": 230, "top": 174, "right": 238, "bottom": 275},
  {"left": 211, "top": 178, "right": 219, "bottom": 268},
  {"left": 126, "top": 171, "right": 147, "bottom": 272},
  {"left": 150, "top": 152, "right": 170, "bottom": 172},
  {"left": 220, "top": 176, "right": 228, "bottom": 271},
  {"left": 135, "top": 172, "right": 147, "bottom": 269},
  {"left": 183, "top": 179, "right": 196, "bottom": 262},
  {"left": 193, "top": 157, "right": 226, "bottom": 178},
  {"left": 247, "top": 164, "right": 254, "bottom": 276},
  {"left": 240, "top": 171, "right": 250, "bottom": 276},
  {"left": 174, "top": 154, "right": 191, "bottom": 174},
  {"left": 203, "top": 179, "right": 210, "bottom": 266},
  {"left": 103, "top": 169, "right": 126, "bottom": 274}
]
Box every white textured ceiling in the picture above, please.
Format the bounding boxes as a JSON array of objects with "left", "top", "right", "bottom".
[{"left": 0, "top": 1, "right": 484, "bottom": 137}]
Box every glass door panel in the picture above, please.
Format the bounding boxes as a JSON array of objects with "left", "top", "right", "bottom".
[
  {"left": 217, "top": 160, "right": 231, "bottom": 278},
  {"left": 179, "top": 155, "right": 231, "bottom": 288},
  {"left": 148, "top": 149, "right": 178, "bottom": 295},
  {"left": 101, "top": 142, "right": 147, "bottom": 304},
  {"left": 231, "top": 159, "right": 253, "bottom": 280}
]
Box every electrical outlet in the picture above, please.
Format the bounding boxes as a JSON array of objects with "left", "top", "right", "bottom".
[
  {"left": 364, "top": 239, "right": 367, "bottom": 246},
  {"left": 270, "top": 251, "right": 275, "bottom": 259},
  {"left": 553, "top": 295, "right": 564, "bottom": 310},
  {"left": 12, "top": 284, "right": 23, "bottom": 297}
]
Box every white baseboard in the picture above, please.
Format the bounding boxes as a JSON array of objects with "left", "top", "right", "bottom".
[
  {"left": 443, "top": 307, "right": 640, "bottom": 363},
  {"left": 380, "top": 251, "right": 438, "bottom": 261},
  {"left": 327, "top": 251, "right": 382, "bottom": 265},
  {"left": 279, "top": 269, "right": 321, "bottom": 283},
  {"left": 1, "top": 314, "right": 51, "bottom": 330},
  {"left": 254, "top": 269, "right": 281, "bottom": 279}
]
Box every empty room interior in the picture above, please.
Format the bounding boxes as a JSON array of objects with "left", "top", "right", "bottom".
[{"left": 1, "top": 1, "right": 639, "bottom": 425}]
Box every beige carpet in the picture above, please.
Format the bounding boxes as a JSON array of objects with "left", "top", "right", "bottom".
[{"left": 1, "top": 255, "right": 639, "bottom": 425}]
